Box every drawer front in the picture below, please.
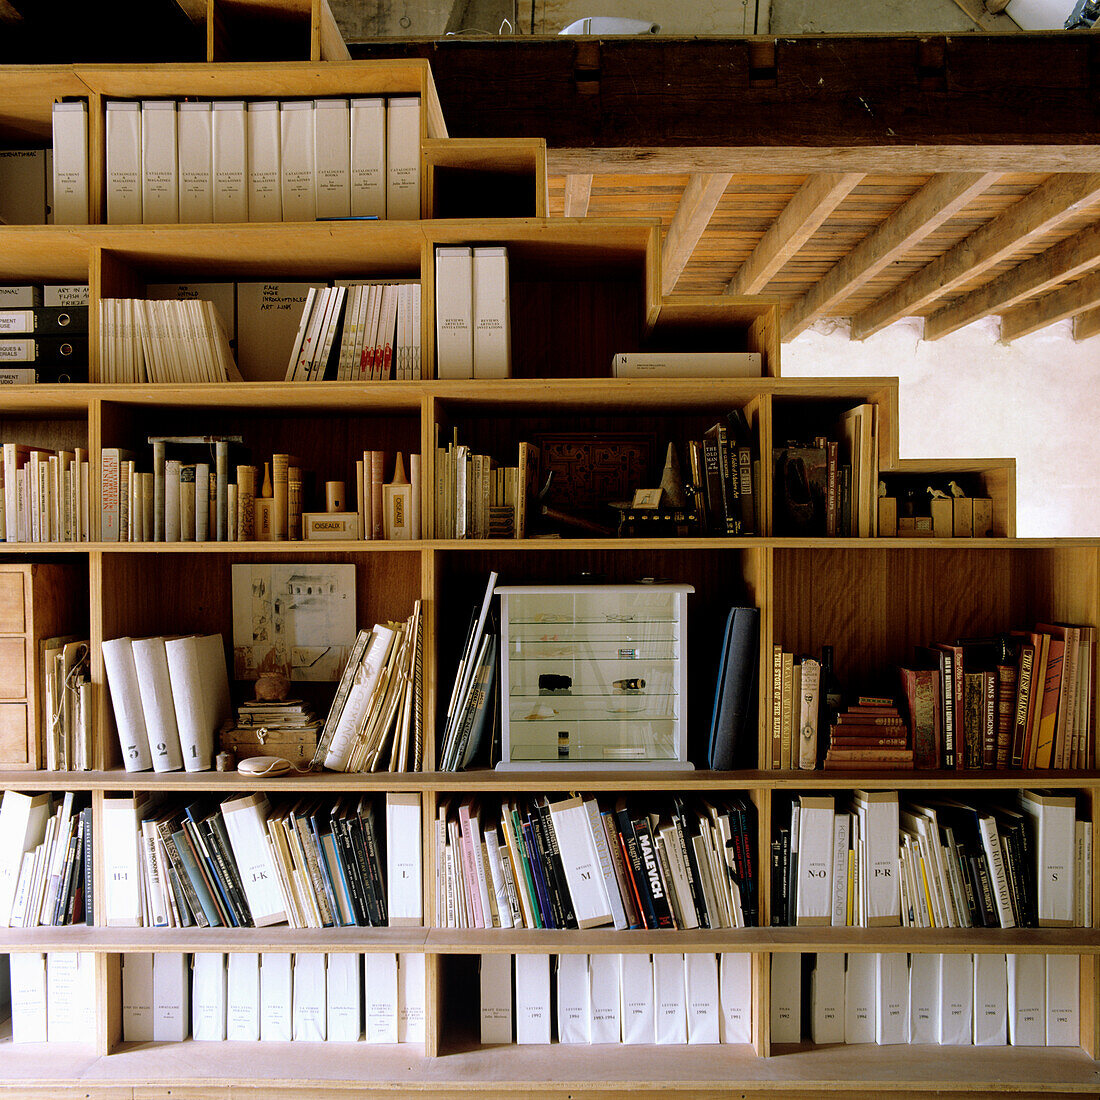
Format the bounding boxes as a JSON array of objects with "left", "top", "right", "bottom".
[
  {"left": 0, "top": 637, "right": 26, "bottom": 698},
  {"left": 0, "top": 703, "right": 29, "bottom": 765},
  {"left": 0, "top": 570, "right": 25, "bottom": 633}
]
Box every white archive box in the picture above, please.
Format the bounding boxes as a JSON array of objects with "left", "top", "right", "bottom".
[{"left": 496, "top": 584, "right": 693, "bottom": 770}]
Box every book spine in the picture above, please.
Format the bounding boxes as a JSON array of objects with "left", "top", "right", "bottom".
[
  {"left": 371, "top": 451, "right": 385, "bottom": 540},
  {"left": 535, "top": 801, "right": 576, "bottom": 929},
  {"left": 288, "top": 466, "right": 302, "bottom": 541},
  {"left": 271, "top": 453, "right": 289, "bottom": 541},
  {"left": 236, "top": 465, "right": 255, "bottom": 540}
]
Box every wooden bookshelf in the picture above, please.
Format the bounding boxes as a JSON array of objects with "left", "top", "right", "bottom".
[{"left": 0, "top": 55, "right": 1096, "bottom": 1097}]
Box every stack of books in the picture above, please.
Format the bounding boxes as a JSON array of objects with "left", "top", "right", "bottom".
[
  {"left": 433, "top": 432, "right": 540, "bottom": 540},
  {"left": 686, "top": 409, "right": 756, "bottom": 537},
  {"left": 772, "top": 789, "right": 1091, "bottom": 930},
  {"left": 0, "top": 791, "right": 91, "bottom": 928},
  {"left": 285, "top": 282, "right": 422, "bottom": 381},
  {"left": 2, "top": 444, "right": 91, "bottom": 543},
  {"left": 771, "top": 402, "right": 877, "bottom": 537},
  {"left": 101, "top": 634, "right": 231, "bottom": 773},
  {"left": 437, "top": 794, "right": 756, "bottom": 931},
  {"left": 98, "top": 299, "right": 241, "bottom": 383},
  {"left": 824, "top": 697, "right": 912, "bottom": 770},
  {"left": 0, "top": 290, "right": 88, "bottom": 382},
  {"left": 219, "top": 698, "right": 321, "bottom": 766},
  {"left": 899, "top": 624, "right": 1095, "bottom": 771},
  {"left": 311, "top": 603, "right": 423, "bottom": 773},
  {"left": 103, "top": 791, "right": 420, "bottom": 930}
]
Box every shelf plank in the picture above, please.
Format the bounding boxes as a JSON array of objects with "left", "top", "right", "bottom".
[
  {"left": 0, "top": 926, "right": 428, "bottom": 952},
  {"left": 2, "top": 768, "right": 1097, "bottom": 793}
]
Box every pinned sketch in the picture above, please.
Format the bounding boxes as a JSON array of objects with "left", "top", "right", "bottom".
[{"left": 231, "top": 563, "right": 356, "bottom": 681}]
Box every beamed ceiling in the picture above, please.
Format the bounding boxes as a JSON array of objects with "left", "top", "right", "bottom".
[{"left": 355, "top": 34, "right": 1100, "bottom": 342}]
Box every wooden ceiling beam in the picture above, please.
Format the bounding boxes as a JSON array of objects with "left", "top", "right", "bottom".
[
  {"left": 781, "top": 171, "right": 999, "bottom": 341},
  {"left": 1074, "top": 306, "right": 1100, "bottom": 341},
  {"left": 724, "top": 172, "right": 862, "bottom": 298},
  {"left": 851, "top": 173, "right": 1100, "bottom": 340},
  {"left": 661, "top": 173, "right": 733, "bottom": 296},
  {"left": 925, "top": 221, "right": 1100, "bottom": 340},
  {"left": 1001, "top": 267, "right": 1100, "bottom": 340},
  {"left": 355, "top": 37, "right": 1100, "bottom": 153},
  {"left": 548, "top": 147, "right": 1100, "bottom": 175},
  {"left": 562, "top": 174, "right": 592, "bottom": 218}
]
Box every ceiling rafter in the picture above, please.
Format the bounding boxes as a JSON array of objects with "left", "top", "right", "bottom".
[
  {"left": 661, "top": 173, "right": 733, "bottom": 297},
  {"left": 1001, "top": 267, "right": 1100, "bottom": 341},
  {"left": 851, "top": 173, "right": 1100, "bottom": 340},
  {"left": 925, "top": 221, "right": 1100, "bottom": 340},
  {"left": 781, "top": 171, "right": 1000, "bottom": 342},
  {"left": 562, "top": 174, "right": 592, "bottom": 219},
  {"left": 725, "top": 172, "right": 863, "bottom": 298}
]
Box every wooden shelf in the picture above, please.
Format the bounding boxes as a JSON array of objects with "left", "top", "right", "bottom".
[{"left": 0, "top": 49, "right": 1093, "bottom": 1097}]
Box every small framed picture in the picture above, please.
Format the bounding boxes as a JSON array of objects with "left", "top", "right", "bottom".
[{"left": 632, "top": 488, "right": 663, "bottom": 509}]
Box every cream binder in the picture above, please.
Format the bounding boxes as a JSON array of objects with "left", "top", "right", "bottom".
[
  {"left": 515, "top": 953, "right": 551, "bottom": 1044},
  {"left": 350, "top": 97, "right": 386, "bottom": 218},
  {"left": 479, "top": 953, "right": 512, "bottom": 1044},
  {"left": 106, "top": 101, "right": 142, "bottom": 224},
  {"left": 227, "top": 952, "right": 260, "bottom": 1041},
  {"left": 280, "top": 100, "right": 316, "bottom": 223},
  {"left": 364, "top": 951, "right": 398, "bottom": 1043},
  {"left": 246, "top": 101, "right": 282, "bottom": 223},
  {"left": 326, "top": 953, "right": 362, "bottom": 1042},
  {"left": 260, "top": 953, "right": 293, "bottom": 1042},
  {"left": 292, "top": 953, "right": 327, "bottom": 1041},
  {"left": 152, "top": 952, "right": 189, "bottom": 1042},
  {"left": 191, "top": 952, "right": 227, "bottom": 1042},
  {"left": 51, "top": 101, "right": 89, "bottom": 225},
  {"left": 810, "top": 952, "right": 845, "bottom": 1045},
  {"left": 177, "top": 101, "right": 213, "bottom": 224},
  {"left": 314, "top": 98, "right": 351, "bottom": 219},
  {"left": 212, "top": 101, "right": 248, "bottom": 223},
  {"left": 386, "top": 97, "right": 421, "bottom": 219},
  {"left": 556, "top": 953, "right": 591, "bottom": 1044},
  {"left": 590, "top": 952, "right": 621, "bottom": 1043},
  {"left": 685, "top": 953, "right": 720, "bottom": 1044},
  {"left": 140, "top": 100, "right": 178, "bottom": 223}
]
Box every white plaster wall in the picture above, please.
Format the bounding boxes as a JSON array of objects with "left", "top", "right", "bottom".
[{"left": 782, "top": 316, "right": 1100, "bottom": 537}]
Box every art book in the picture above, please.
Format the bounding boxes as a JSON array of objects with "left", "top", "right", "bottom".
[{"left": 231, "top": 563, "right": 356, "bottom": 680}]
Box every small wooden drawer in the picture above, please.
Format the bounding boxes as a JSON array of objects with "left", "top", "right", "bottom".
[
  {"left": 0, "top": 571, "right": 25, "bottom": 633},
  {"left": 0, "top": 637, "right": 27, "bottom": 698},
  {"left": 0, "top": 703, "right": 29, "bottom": 765}
]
